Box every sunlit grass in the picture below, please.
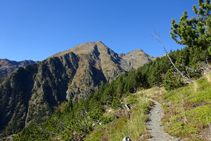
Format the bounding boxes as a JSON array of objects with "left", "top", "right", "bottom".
[
  {"left": 148, "top": 75, "right": 211, "bottom": 140},
  {"left": 205, "top": 73, "right": 211, "bottom": 82},
  {"left": 85, "top": 92, "right": 153, "bottom": 141},
  {"left": 86, "top": 74, "right": 211, "bottom": 141},
  {"left": 107, "top": 95, "right": 152, "bottom": 141}
]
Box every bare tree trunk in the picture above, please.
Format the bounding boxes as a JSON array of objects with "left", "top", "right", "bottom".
[{"left": 152, "top": 30, "right": 192, "bottom": 83}]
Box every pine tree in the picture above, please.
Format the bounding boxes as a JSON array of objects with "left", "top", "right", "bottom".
[
  {"left": 170, "top": 0, "right": 211, "bottom": 56},
  {"left": 163, "top": 69, "right": 184, "bottom": 91},
  {"left": 153, "top": 31, "right": 192, "bottom": 82}
]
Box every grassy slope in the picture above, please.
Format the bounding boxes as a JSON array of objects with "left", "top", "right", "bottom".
[
  {"left": 86, "top": 74, "right": 211, "bottom": 141},
  {"left": 146, "top": 74, "right": 211, "bottom": 141},
  {"left": 85, "top": 92, "right": 153, "bottom": 141},
  {"left": 10, "top": 74, "right": 211, "bottom": 141}
]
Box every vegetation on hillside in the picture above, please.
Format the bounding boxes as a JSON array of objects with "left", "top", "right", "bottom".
[
  {"left": 170, "top": 0, "right": 211, "bottom": 57},
  {"left": 3, "top": 0, "right": 211, "bottom": 140},
  {"left": 146, "top": 75, "right": 211, "bottom": 140},
  {"left": 9, "top": 43, "right": 208, "bottom": 140},
  {"left": 85, "top": 94, "right": 153, "bottom": 141}
]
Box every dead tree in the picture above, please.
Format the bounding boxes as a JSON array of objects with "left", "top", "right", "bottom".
[{"left": 152, "top": 30, "right": 192, "bottom": 83}]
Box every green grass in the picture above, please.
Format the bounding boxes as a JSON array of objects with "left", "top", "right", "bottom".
[
  {"left": 148, "top": 76, "right": 211, "bottom": 140},
  {"left": 14, "top": 75, "right": 211, "bottom": 141},
  {"left": 84, "top": 129, "right": 105, "bottom": 141},
  {"left": 107, "top": 93, "right": 153, "bottom": 141},
  {"left": 84, "top": 93, "right": 153, "bottom": 141}
]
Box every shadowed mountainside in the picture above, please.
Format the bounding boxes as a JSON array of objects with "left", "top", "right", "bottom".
[
  {"left": 0, "top": 59, "right": 37, "bottom": 79},
  {"left": 0, "top": 41, "right": 154, "bottom": 137}
]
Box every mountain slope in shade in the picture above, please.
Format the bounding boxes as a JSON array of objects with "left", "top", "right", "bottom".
[
  {"left": 0, "top": 41, "right": 154, "bottom": 137},
  {"left": 51, "top": 41, "right": 126, "bottom": 100},
  {"left": 0, "top": 59, "right": 37, "bottom": 79}
]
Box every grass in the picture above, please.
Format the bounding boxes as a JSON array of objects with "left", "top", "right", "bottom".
[
  {"left": 85, "top": 92, "right": 153, "bottom": 141},
  {"left": 193, "top": 81, "right": 199, "bottom": 93},
  {"left": 85, "top": 74, "right": 211, "bottom": 140},
  {"left": 205, "top": 73, "right": 211, "bottom": 82},
  {"left": 145, "top": 75, "right": 211, "bottom": 140},
  {"left": 107, "top": 93, "right": 153, "bottom": 141},
  {"left": 84, "top": 129, "right": 105, "bottom": 141}
]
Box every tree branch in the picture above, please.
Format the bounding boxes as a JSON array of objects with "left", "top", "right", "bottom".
[{"left": 152, "top": 30, "right": 192, "bottom": 83}]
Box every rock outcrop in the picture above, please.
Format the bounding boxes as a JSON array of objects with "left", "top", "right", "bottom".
[{"left": 119, "top": 49, "right": 154, "bottom": 71}]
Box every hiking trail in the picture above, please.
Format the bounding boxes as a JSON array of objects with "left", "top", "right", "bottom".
[{"left": 146, "top": 98, "right": 180, "bottom": 141}]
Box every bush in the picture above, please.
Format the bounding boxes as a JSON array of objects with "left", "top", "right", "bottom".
[
  {"left": 99, "top": 115, "right": 116, "bottom": 124},
  {"left": 163, "top": 70, "right": 184, "bottom": 91},
  {"left": 111, "top": 97, "right": 121, "bottom": 109}
]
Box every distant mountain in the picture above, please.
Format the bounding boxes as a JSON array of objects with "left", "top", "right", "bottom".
[
  {"left": 118, "top": 49, "right": 154, "bottom": 71},
  {"left": 0, "top": 59, "right": 37, "bottom": 79},
  {"left": 0, "top": 41, "right": 154, "bottom": 137}
]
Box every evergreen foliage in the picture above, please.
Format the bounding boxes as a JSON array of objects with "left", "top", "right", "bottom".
[
  {"left": 163, "top": 69, "right": 184, "bottom": 91},
  {"left": 170, "top": 0, "right": 211, "bottom": 54},
  {"left": 12, "top": 45, "right": 206, "bottom": 140},
  {"left": 99, "top": 115, "right": 116, "bottom": 124},
  {"left": 5, "top": 2, "right": 211, "bottom": 140},
  {"left": 13, "top": 124, "right": 51, "bottom": 141}
]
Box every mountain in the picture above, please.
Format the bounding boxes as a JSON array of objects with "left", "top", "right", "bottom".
[
  {"left": 8, "top": 44, "right": 209, "bottom": 140},
  {"left": 0, "top": 41, "right": 154, "bottom": 137},
  {"left": 0, "top": 59, "right": 37, "bottom": 79},
  {"left": 118, "top": 49, "right": 154, "bottom": 71}
]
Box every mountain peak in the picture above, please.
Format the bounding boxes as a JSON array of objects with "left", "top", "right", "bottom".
[
  {"left": 50, "top": 41, "right": 107, "bottom": 58},
  {"left": 96, "top": 40, "right": 103, "bottom": 43},
  {"left": 126, "top": 49, "right": 144, "bottom": 54},
  {"left": 0, "top": 41, "right": 155, "bottom": 137},
  {"left": 135, "top": 48, "right": 144, "bottom": 52},
  {"left": 118, "top": 48, "right": 154, "bottom": 71}
]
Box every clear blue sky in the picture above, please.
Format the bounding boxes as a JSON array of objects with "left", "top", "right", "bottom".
[{"left": 0, "top": 0, "right": 199, "bottom": 61}]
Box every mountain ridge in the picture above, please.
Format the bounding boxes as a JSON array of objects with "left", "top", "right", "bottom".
[
  {"left": 0, "top": 59, "right": 37, "bottom": 79},
  {"left": 0, "top": 41, "right": 155, "bottom": 137},
  {"left": 118, "top": 48, "right": 155, "bottom": 71}
]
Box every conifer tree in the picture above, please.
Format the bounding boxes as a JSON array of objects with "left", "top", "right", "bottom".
[
  {"left": 170, "top": 0, "right": 211, "bottom": 58},
  {"left": 163, "top": 69, "right": 184, "bottom": 91},
  {"left": 153, "top": 31, "right": 192, "bottom": 82}
]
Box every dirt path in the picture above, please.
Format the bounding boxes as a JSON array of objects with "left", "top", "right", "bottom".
[{"left": 146, "top": 98, "right": 180, "bottom": 141}]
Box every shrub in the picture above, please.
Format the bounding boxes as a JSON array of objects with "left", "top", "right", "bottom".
[
  {"left": 163, "top": 70, "right": 184, "bottom": 91},
  {"left": 99, "top": 115, "right": 116, "bottom": 124}
]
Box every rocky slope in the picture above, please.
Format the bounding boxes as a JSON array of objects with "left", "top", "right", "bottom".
[
  {"left": 0, "top": 41, "right": 154, "bottom": 137},
  {"left": 119, "top": 49, "right": 154, "bottom": 71},
  {"left": 0, "top": 59, "right": 37, "bottom": 79}
]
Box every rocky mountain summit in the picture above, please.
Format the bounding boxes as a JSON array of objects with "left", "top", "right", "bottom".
[{"left": 0, "top": 41, "right": 154, "bottom": 137}]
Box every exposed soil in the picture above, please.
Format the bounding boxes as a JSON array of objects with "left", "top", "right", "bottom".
[{"left": 146, "top": 98, "right": 180, "bottom": 141}]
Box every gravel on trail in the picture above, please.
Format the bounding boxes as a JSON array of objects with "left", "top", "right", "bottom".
[{"left": 146, "top": 98, "right": 180, "bottom": 141}]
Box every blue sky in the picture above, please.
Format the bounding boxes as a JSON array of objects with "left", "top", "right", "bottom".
[{"left": 0, "top": 0, "right": 199, "bottom": 61}]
